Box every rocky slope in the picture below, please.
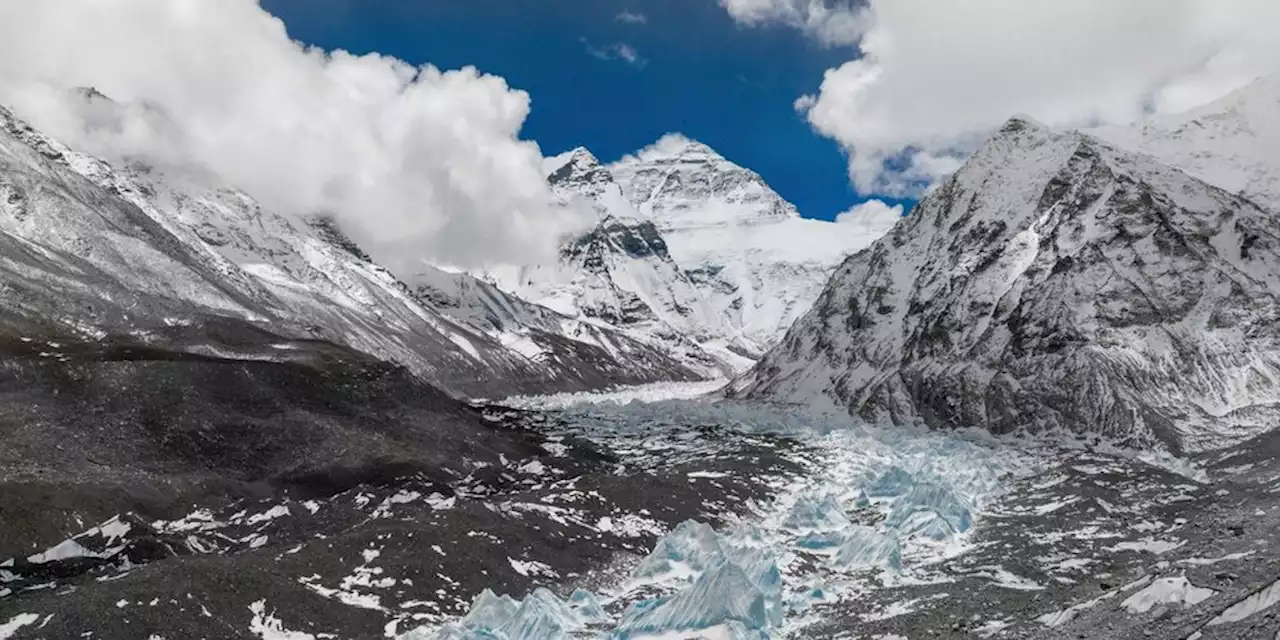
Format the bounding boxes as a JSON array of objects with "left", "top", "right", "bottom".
[
  {"left": 0, "top": 102, "right": 698, "bottom": 398},
  {"left": 482, "top": 140, "right": 892, "bottom": 375},
  {"left": 734, "top": 116, "right": 1280, "bottom": 453}
]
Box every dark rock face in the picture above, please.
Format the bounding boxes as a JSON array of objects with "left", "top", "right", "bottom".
[
  {"left": 0, "top": 318, "right": 533, "bottom": 557},
  {"left": 735, "top": 118, "right": 1280, "bottom": 453}
]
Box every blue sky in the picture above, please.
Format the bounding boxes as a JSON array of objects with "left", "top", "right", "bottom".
[{"left": 260, "top": 0, "right": 905, "bottom": 221}]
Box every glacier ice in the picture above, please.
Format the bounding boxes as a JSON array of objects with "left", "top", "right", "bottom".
[
  {"left": 616, "top": 560, "right": 783, "bottom": 637},
  {"left": 632, "top": 520, "right": 730, "bottom": 582},
  {"left": 460, "top": 589, "right": 520, "bottom": 630},
  {"left": 864, "top": 467, "right": 916, "bottom": 498},
  {"left": 832, "top": 526, "right": 903, "bottom": 572},
  {"left": 883, "top": 483, "right": 973, "bottom": 535},
  {"left": 420, "top": 396, "right": 1040, "bottom": 639},
  {"left": 568, "top": 589, "right": 608, "bottom": 623},
  {"left": 896, "top": 510, "right": 960, "bottom": 542},
  {"left": 781, "top": 494, "right": 851, "bottom": 534},
  {"left": 436, "top": 587, "right": 604, "bottom": 640}
]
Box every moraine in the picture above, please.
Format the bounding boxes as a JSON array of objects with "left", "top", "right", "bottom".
[{"left": 8, "top": 380, "right": 1277, "bottom": 639}]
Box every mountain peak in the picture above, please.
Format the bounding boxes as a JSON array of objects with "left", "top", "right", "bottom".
[
  {"left": 738, "top": 108, "right": 1280, "bottom": 452},
  {"left": 608, "top": 135, "right": 799, "bottom": 229},
  {"left": 621, "top": 134, "right": 723, "bottom": 165},
  {"left": 546, "top": 146, "right": 615, "bottom": 197}
]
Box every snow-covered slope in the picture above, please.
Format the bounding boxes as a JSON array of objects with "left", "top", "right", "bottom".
[
  {"left": 483, "top": 148, "right": 741, "bottom": 375},
  {"left": 481, "top": 140, "right": 892, "bottom": 375},
  {"left": 610, "top": 136, "right": 891, "bottom": 357},
  {"left": 735, "top": 117, "right": 1280, "bottom": 453},
  {"left": 1094, "top": 73, "right": 1280, "bottom": 211},
  {"left": 0, "top": 103, "right": 698, "bottom": 397}
]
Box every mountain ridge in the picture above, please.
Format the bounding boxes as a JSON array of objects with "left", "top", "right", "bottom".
[
  {"left": 733, "top": 114, "right": 1280, "bottom": 453},
  {"left": 0, "top": 102, "right": 699, "bottom": 398}
]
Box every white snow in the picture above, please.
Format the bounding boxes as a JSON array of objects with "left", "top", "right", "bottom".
[
  {"left": 1120, "top": 576, "right": 1217, "bottom": 613},
  {"left": 0, "top": 614, "right": 38, "bottom": 640},
  {"left": 1036, "top": 591, "right": 1116, "bottom": 627},
  {"left": 248, "top": 600, "right": 315, "bottom": 640},
  {"left": 500, "top": 379, "right": 726, "bottom": 410},
  {"left": 1094, "top": 74, "right": 1280, "bottom": 212},
  {"left": 1208, "top": 577, "right": 1280, "bottom": 626},
  {"left": 1104, "top": 538, "right": 1186, "bottom": 555},
  {"left": 507, "top": 558, "right": 554, "bottom": 578},
  {"left": 1177, "top": 551, "right": 1255, "bottom": 566},
  {"left": 26, "top": 539, "right": 101, "bottom": 564},
  {"left": 245, "top": 505, "right": 290, "bottom": 526}
]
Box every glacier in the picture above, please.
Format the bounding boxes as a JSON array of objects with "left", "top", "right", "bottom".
[{"left": 413, "top": 386, "right": 1043, "bottom": 639}]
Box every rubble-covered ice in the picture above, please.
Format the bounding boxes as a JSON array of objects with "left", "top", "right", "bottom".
[{"left": 417, "top": 394, "right": 1042, "bottom": 639}]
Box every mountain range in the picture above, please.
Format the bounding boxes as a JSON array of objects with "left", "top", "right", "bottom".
[{"left": 5, "top": 65, "right": 1280, "bottom": 640}]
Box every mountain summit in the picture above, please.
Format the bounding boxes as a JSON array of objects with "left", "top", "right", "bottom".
[
  {"left": 480, "top": 135, "right": 894, "bottom": 374},
  {"left": 610, "top": 134, "right": 799, "bottom": 230}
]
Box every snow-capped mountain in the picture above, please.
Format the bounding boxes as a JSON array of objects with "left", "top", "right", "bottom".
[
  {"left": 480, "top": 138, "right": 892, "bottom": 375},
  {"left": 734, "top": 116, "right": 1280, "bottom": 453},
  {"left": 485, "top": 147, "right": 734, "bottom": 375},
  {"left": 610, "top": 135, "right": 891, "bottom": 357},
  {"left": 0, "top": 102, "right": 697, "bottom": 397},
  {"left": 1094, "top": 73, "right": 1280, "bottom": 211}
]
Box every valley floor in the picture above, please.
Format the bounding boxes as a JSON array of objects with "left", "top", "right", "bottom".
[{"left": 3, "top": 382, "right": 1280, "bottom": 639}]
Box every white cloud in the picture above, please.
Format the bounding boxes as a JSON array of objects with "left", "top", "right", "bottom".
[
  {"left": 719, "top": 0, "right": 867, "bottom": 46},
  {"left": 730, "top": 0, "right": 1280, "bottom": 198},
  {"left": 616, "top": 10, "right": 647, "bottom": 25},
  {"left": 793, "top": 94, "right": 817, "bottom": 114},
  {"left": 615, "top": 133, "right": 703, "bottom": 165},
  {"left": 582, "top": 39, "right": 647, "bottom": 68},
  {"left": 0, "top": 0, "right": 590, "bottom": 271},
  {"left": 834, "top": 199, "right": 903, "bottom": 239}
]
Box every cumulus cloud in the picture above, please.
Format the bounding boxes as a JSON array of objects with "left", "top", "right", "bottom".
[
  {"left": 834, "top": 199, "right": 903, "bottom": 238},
  {"left": 719, "top": 0, "right": 866, "bottom": 46},
  {"left": 0, "top": 0, "right": 589, "bottom": 270},
  {"left": 582, "top": 39, "right": 647, "bottom": 68},
  {"left": 616, "top": 10, "right": 648, "bottom": 25},
  {"left": 741, "top": 0, "right": 1280, "bottom": 198}
]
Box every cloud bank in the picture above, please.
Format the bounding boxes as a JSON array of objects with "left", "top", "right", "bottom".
[
  {"left": 0, "top": 0, "right": 588, "bottom": 270},
  {"left": 728, "top": 0, "right": 1280, "bottom": 198},
  {"left": 719, "top": 0, "right": 865, "bottom": 46}
]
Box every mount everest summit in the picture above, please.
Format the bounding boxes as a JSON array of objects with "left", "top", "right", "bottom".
[{"left": 480, "top": 136, "right": 893, "bottom": 376}]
